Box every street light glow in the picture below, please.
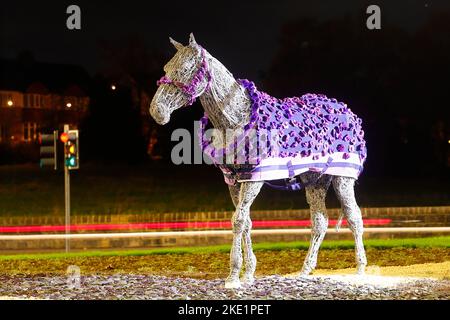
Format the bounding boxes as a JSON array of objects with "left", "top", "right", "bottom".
[
  {"left": 66, "top": 102, "right": 72, "bottom": 108},
  {"left": 111, "top": 84, "right": 116, "bottom": 90},
  {"left": 7, "top": 100, "right": 13, "bottom": 106}
]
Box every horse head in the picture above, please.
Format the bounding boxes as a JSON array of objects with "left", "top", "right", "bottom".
[{"left": 150, "top": 33, "right": 212, "bottom": 125}]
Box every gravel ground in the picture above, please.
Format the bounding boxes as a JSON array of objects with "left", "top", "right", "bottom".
[{"left": 0, "top": 274, "right": 448, "bottom": 300}]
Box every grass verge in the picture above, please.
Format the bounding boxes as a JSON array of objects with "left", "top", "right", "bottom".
[
  {"left": 1, "top": 236, "right": 449, "bottom": 261},
  {"left": 1, "top": 164, "right": 449, "bottom": 216}
]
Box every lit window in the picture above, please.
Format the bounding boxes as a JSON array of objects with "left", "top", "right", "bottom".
[{"left": 23, "top": 122, "right": 38, "bottom": 142}]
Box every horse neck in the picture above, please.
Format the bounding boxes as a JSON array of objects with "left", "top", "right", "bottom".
[{"left": 199, "top": 53, "right": 252, "bottom": 130}]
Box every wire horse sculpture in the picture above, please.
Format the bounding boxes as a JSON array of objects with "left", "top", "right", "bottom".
[{"left": 150, "top": 34, "right": 367, "bottom": 289}]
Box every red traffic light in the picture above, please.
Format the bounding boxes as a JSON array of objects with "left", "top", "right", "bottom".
[{"left": 60, "top": 132, "right": 69, "bottom": 143}]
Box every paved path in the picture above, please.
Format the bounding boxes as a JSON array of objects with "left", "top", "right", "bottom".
[{"left": 0, "top": 274, "right": 448, "bottom": 300}]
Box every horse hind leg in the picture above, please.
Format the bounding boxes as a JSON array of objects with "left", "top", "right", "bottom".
[
  {"left": 300, "top": 173, "right": 332, "bottom": 275},
  {"left": 332, "top": 176, "right": 367, "bottom": 274},
  {"left": 225, "top": 181, "right": 263, "bottom": 289}
]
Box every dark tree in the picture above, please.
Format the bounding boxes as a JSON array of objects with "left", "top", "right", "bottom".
[
  {"left": 80, "top": 77, "right": 147, "bottom": 164},
  {"left": 264, "top": 12, "right": 450, "bottom": 178}
]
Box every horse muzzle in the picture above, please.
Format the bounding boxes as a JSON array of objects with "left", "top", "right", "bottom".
[{"left": 149, "top": 102, "right": 170, "bottom": 125}]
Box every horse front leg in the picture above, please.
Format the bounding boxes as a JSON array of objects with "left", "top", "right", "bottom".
[
  {"left": 241, "top": 216, "right": 257, "bottom": 285},
  {"left": 228, "top": 183, "right": 257, "bottom": 286},
  {"left": 225, "top": 181, "right": 263, "bottom": 289}
]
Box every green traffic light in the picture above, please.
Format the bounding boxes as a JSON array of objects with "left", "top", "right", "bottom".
[{"left": 66, "top": 156, "right": 77, "bottom": 167}]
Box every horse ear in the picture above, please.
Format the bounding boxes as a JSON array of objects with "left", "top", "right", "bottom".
[
  {"left": 189, "top": 33, "right": 197, "bottom": 46},
  {"left": 169, "top": 37, "right": 183, "bottom": 50}
]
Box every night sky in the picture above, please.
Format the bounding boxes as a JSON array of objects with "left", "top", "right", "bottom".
[
  {"left": 1, "top": 0, "right": 449, "bottom": 179},
  {"left": 2, "top": 0, "right": 448, "bottom": 80}
]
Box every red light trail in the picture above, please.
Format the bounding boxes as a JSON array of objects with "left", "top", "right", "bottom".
[{"left": 0, "top": 219, "right": 391, "bottom": 234}]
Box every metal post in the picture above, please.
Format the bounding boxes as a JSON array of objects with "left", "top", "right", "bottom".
[
  {"left": 64, "top": 124, "right": 70, "bottom": 253},
  {"left": 53, "top": 130, "right": 58, "bottom": 171}
]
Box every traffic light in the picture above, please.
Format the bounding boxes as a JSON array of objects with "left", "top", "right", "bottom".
[
  {"left": 39, "top": 131, "right": 58, "bottom": 170},
  {"left": 61, "top": 130, "right": 79, "bottom": 170}
]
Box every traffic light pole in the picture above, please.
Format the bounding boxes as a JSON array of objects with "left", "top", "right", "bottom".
[
  {"left": 64, "top": 124, "right": 71, "bottom": 253},
  {"left": 41, "top": 124, "right": 78, "bottom": 253}
]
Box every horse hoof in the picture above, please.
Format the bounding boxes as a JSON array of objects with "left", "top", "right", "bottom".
[
  {"left": 300, "top": 265, "right": 313, "bottom": 276},
  {"left": 240, "top": 275, "right": 255, "bottom": 286},
  {"left": 224, "top": 279, "right": 241, "bottom": 289},
  {"left": 356, "top": 265, "right": 366, "bottom": 275}
]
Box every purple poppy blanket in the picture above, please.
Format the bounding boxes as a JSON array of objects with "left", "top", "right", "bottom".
[{"left": 199, "top": 79, "right": 367, "bottom": 185}]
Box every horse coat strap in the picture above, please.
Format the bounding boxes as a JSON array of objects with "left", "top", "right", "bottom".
[
  {"left": 264, "top": 156, "right": 334, "bottom": 191},
  {"left": 287, "top": 160, "right": 295, "bottom": 178},
  {"left": 317, "top": 156, "right": 334, "bottom": 179},
  {"left": 218, "top": 165, "right": 236, "bottom": 186},
  {"left": 264, "top": 178, "right": 303, "bottom": 191}
]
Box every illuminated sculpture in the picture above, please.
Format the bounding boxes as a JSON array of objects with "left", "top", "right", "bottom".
[{"left": 150, "top": 34, "right": 367, "bottom": 289}]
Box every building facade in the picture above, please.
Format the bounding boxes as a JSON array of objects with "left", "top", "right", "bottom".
[{"left": 0, "top": 58, "right": 90, "bottom": 162}]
